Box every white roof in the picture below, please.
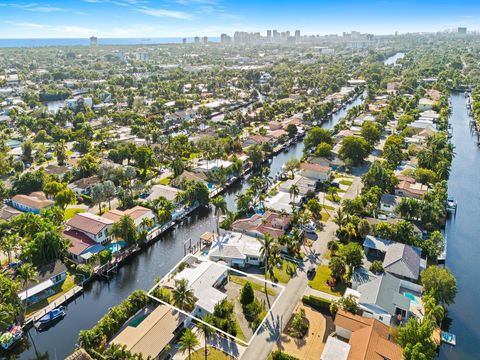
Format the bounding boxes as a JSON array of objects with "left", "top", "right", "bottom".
[
  {"left": 209, "top": 232, "right": 262, "bottom": 260},
  {"left": 196, "top": 159, "right": 232, "bottom": 171},
  {"left": 174, "top": 261, "right": 227, "bottom": 314},
  {"left": 265, "top": 191, "right": 301, "bottom": 214},
  {"left": 19, "top": 279, "right": 54, "bottom": 301},
  {"left": 321, "top": 336, "right": 351, "bottom": 360}
]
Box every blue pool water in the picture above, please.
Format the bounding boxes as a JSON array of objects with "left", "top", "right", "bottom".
[
  {"left": 404, "top": 292, "right": 418, "bottom": 305},
  {"left": 106, "top": 241, "right": 127, "bottom": 253}
]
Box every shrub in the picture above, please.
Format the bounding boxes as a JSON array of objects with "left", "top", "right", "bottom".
[
  {"left": 369, "top": 260, "right": 384, "bottom": 274},
  {"left": 289, "top": 308, "right": 309, "bottom": 339},
  {"left": 271, "top": 351, "right": 300, "bottom": 360},
  {"left": 302, "top": 295, "right": 332, "bottom": 312},
  {"left": 241, "top": 281, "right": 255, "bottom": 305}
]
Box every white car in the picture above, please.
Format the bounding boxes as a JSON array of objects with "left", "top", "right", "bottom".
[
  {"left": 378, "top": 214, "right": 387, "bottom": 220},
  {"left": 301, "top": 222, "right": 317, "bottom": 233}
]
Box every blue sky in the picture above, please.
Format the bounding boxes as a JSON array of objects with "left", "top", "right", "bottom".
[{"left": 0, "top": 0, "right": 479, "bottom": 38}]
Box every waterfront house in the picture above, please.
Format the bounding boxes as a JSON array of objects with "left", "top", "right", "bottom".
[
  {"left": 231, "top": 211, "right": 291, "bottom": 239},
  {"left": 264, "top": 191, "right": 303, "bottom": 215},
  {"left": 418, "top": 98, "right": 435, "bottom": 111},
  {"left": 348, "top": 270, "right": 423, "bottom": 326},
  {"left": 308, "top": 156, "right": 345, "bottom": 171},
  {"left": 278, "top": 175, "right": 316, "bottom": 197},
  {"left": 208, "top": 231, "right": 263, "bottom": 267},
  {"left": 300, "top": 162, "right": 331, "bottom": 182},
  {"left": 110, "top": 304, "right": 185, "bottom": 360},
  {"left": 10, "top": 192, "right": 54, "bottom": 214},
  {"left": 66, "top": 212, "right": 114, "bottom": 244},
  {"left": 394, "top": 175, "right": 428, "bottom": 199},
  {"left": 242, "top": 134, "right": 270, "bottom": 147},
  {"left": 17, "top": 260, "right": 67, "bottom": 305},
  {"left": 63, "top": 229, "right": 106, "bottom": 263},
  {"left": 68, "top": 176, "right": 99, "bottom": 196},
  {"left": 321, "top": 336, "right": 351, "bottom": 360},
  {"left": 146, "top": 184, "right": 180, "bottom": 203},
  {"left": 102, "top": 206, "right": 156, "bottom": 231},
  {"left": 363, "top": 235, "right": 424, "bottom": 281},
  {"left": 333, "top": 310, "right": 403, "bottom": 360},
  {"left": 172, "top": 259, "right": 228, "bottom": 316}
]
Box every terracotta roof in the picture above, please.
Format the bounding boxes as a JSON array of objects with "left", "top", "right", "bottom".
[
  {"left": 300, "top": 162, "right": 331, "bottom": 173},
  {"left": 0, "top": 204, "right": 22, "bottom": 221},
  {"left": 231, "top": 211, "right": 291, "bottom": 238},
  {"left": 67, "top": 212, "right": 114, "bottom": 235},
  {"left": 62, "top": 229, "right": 98, "bottom": 256},
  {"left": 102, "top": 206, "right": 152, "bottom": 222},
  {"left": 11, "top": 192, "right": 54, "bottom": 210},
  {"left": 335, "top": 310, "right": 374, "bottom": 333},
  {"left": 348, "top": 319, "right": 402, "bottom": 360},
  {"left": 69, "top": 176, "right": 99, "bottom": 189}
]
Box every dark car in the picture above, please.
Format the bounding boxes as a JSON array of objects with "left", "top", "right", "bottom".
[{"left": 307, "top": 267, "right": 316, "bottom": 280}]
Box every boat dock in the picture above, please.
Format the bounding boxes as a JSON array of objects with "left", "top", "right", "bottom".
[{"left": 25, "top": 285, "right": 83, "bottom": 326}]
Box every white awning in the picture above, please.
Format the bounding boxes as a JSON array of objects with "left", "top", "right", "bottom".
[{"left": 18, "top": 279, "right": 54, "bottom": 301}]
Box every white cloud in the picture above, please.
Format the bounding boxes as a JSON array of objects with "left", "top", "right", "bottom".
[
  {"left": 1, "top": 3, "right": 65, "bottom": 12},
  {"left": 138, "top": 7, "right": 192, "bottom": 19},
  {"left": 9, "top": 21, "right": 95, "bottom": 35}
]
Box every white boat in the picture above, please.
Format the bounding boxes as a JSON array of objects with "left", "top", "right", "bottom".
[{"left": 446, "top": 197, "right": 457, "bottom": 212}]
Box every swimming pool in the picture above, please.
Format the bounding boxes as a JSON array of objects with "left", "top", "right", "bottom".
[
  {"left": 404, "top": 291, "right": 419, "bottom": 305},
  {"left": 106, "top": 241, "right": 127, "bottom": 253}
]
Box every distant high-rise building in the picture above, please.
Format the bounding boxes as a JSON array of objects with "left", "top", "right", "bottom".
[
  {"left": 203, "top": 36, "right": 208, "bottom": 44},
  {"left": 221, "top": 33, "right": 232, "bottom": 44},
  {"left": 89, "top": 36, "right": 97, "bottom": 46},
  {"left": 182, "top": 38, "right": 187, "bottom": 44},
  {"left": 273, "top": 30, "right": 279, "bottom": 39},
  {"left": 267, "top": 30, "right": 272, "bottom": 39},
  {"left": 458, "top": 27, "right": 467, "bottom": 34},
  {"left": 295, "top": 30, "right": 300, "bottom": 42},
  {"left": 194, "top": 36, "right": 200, "bottom": 44}
]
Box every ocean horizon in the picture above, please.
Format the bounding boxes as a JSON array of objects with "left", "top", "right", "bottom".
[{"left": 0, "top": 37, "right": 220, "bottom": 48}]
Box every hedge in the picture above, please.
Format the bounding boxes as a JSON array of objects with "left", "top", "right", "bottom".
[
  {"left": 271, "top": 350, "right": 300, "bottom": 360},
  {"left": 302, "top": 295, "right": 332, "bottom": 312}
]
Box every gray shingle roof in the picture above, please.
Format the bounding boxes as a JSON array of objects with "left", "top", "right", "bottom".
[{"left": 383, "top": 243, "right": 421, "bottom": 280}]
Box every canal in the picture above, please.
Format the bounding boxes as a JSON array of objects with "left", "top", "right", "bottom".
[
  {"left": 10, "top": 95, "right": 364, "bottom": 360},
  {"left": 439, "top": 93, "right": 480, "bottom": 360}
]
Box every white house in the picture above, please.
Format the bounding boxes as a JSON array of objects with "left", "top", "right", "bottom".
[
  {"left": 66, "top": 212, "right": 114, "bottom": 244},
  {"left": 418, "top": 98, "right": 435, "bottom": 111},
  {"left": 10, "top": 192, "right": 54, "bottom": 214},
  {"left": 208, "top": 232, "right": 263, "bottom": 267},
  {"left": 300, "top": 162, "right": 331, "bottom": 182},
  {"left": 102, "top": 206, "right": 156, "bottom": 231},
  {"left": 379, "top": 194, "right": 400, "bottom": 213}
]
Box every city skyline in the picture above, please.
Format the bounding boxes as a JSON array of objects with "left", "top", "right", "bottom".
[{"left": 0, "top": 0, "right": 479, "bottom": 38}]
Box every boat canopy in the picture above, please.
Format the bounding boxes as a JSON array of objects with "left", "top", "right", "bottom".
[{"left": 18, "top": 279, "right": 54, "bottom": 301}]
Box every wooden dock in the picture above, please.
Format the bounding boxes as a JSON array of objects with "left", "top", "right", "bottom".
[{"left": 25, "top": 285, "right": 84, "bottom": 325}]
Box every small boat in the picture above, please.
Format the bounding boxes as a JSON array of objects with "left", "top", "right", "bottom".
[
  {"left": 441, "top": 331, "right": 456, "bottom": 346},
  {"left": 447, "top": 128, "right": 453, "bottom": 138},
  {"left": 446, "top": 197, "right": 457, "bottom": 212},
  {"left": 0, "top": 325, "right": 22, "bottom": 350},
  {"left": 34, "top": 306, "right": 66, "bottom": 330}
]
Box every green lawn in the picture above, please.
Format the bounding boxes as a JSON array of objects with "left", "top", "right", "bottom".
[
  {"left": 321, "top": 204, "right": 335, "bottom": 211},
  {"left": 320, "top": 211, "right": 330, "bottom": 222},
  {"left": 326, "top": 194, "right": 340, "bottom": 202},
  {"left": 267, "top": 259, "right": 298, "bottom": 284},
  {"left": 229, "top": 275, "right": 276, "bottom": 296},
  {"left": 26, "top": 273, "right": 78, "bottom": 317},
  {"left": 65, "top": 208, "right": 86, "bottom": 220},
  {"left": 339, "top": 179, "right": 353, "bottom": 186},
  {"left": 190, "top": 347, "right": 234, "bottom": 360},
  {"left": 308, "top": 265, "right": 346, "bottom": 296},
  {"left": 158, "top": 176, "right": 172, "bottom": 185}
]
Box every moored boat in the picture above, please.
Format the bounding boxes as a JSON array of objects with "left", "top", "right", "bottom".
[
  {"left": 0, "top": 325, "right": 22, "bottom": 350},
  {"left": 34, "top": 306, "right": 66, "bottom": 330}
]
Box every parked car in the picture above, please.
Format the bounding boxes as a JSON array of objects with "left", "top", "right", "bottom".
[{"left": 307, "top": 267, "right": 316, "bottom": 280}]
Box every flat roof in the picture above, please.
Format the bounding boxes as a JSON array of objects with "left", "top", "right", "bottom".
[{"left": 321, "top": 336, "right": 350, "bottom": 360}]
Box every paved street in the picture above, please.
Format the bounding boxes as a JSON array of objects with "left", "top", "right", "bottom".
[{"left": 240, "top": 176, "right": 361, "bottom": 359}]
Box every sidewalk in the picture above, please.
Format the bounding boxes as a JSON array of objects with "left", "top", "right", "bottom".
[{"left": 304, "top": 287, "right": 341, "bottom": 302}]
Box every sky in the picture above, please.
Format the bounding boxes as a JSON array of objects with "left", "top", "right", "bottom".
[{"left": 0, "top": 0, "right": 479, "bottom": 38}]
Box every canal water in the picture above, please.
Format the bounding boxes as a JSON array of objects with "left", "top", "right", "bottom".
[
  {"left": 439, "top": 93, "right": 480, "bottom": 360},
  {"left": 9, "top": 95, "right": 364, "bottom": 360},
  {"left": 384, "top": 52, "right": 405, "bottom": 66}
]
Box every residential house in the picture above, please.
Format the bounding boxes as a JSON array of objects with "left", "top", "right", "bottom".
[
  {"left": 0, "top": 204, "right": 22, "bottom": 221},
  {"left": 209, "top": 231, "right": 263, "bottom": 267},
  {"left": 231, "top": 211, "right": 291, "bottom": 239},
  {"left": 363, "top": 235, "right": 424, "bottom": 281},
  {"left": 332, "top": 310, "right": 403, "bottom": 360},
  {"left": 194, "top": 159, "right": 233, "bottom": 173},
  {"left": 379, "top": 194, "right": 400, "bottom": 213},
  {"left": 171, "top": 259, "right": 228, "bottom": 316},
  {"left": 68, "top": 176, "right": 99, "bottom": 196},
  {"left": 300, "top": 162, "right": 331, "bottom": 182},
  {"left": 110, "top": 304, "right": 185, "bottom": 360},
  {"left": 242, "top": 134, "right": 270, "bottom": 147},
  {"left": 264, "top": 191, "right": 303, "bottom": 214},
  {"left": 321, "top": 336, "right": 351, "bottom": 360},
  {"left": 146, "top": 184, "right": 180, "bottom": 203},
  {"left": 102, "top": 206, "right": 156, "bottom": 231},
  {"left": 17, "top": 260, "right": 67, "bottom": 305},
  {"left": 418, "top": 98, "right": 435, "bottom": 111},
  {"left": 66, "top": 212, "right": 114, "bottom": 244},
  {"left": 10, "top": 192, "right": 54, "bottom": 214},
  {"left": 348, "top": 270, "right": 423, "bottom": 325},
  {"left": 278, "top": 175, "right": 316, "bottom": 197},
  {"left": 309, "top": 156, "right": 345, "bottom": 171},
  {"left": 395, "top": 175, "right": 428, "bottom": 199},
  {"left": 63, "top": 229, "right": 105, "bottom": 263}
]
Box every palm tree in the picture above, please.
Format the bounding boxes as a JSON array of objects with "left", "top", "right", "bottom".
[
  {"left": 172, "top": 279, "right": 196, "bottom": 311},
  {"left": 289, "top": 184, "right": 300, "bottom": 206},
  {"left": 17, "top": 263, "right": 38, "bottom": 317},
  {"left": 260, "top": 234, "right": 275, "bottom": 302},
  {"left": 179, "top": 328, "right": 200, "bottom": 360},
  {"left": 211, "top": 196, "right": 227, "bottom": 236},
  {"left": 110, "top": 215, "right": 138, "bottom": 246},
  {"left": 1, "top": 233, "right": 18, "bottom": 264},
  {"left": 197, "top": 315, "right": 215, "bottom": 360},
  {"left": 423, "top": 294, "right": 444, "bottom": 325},
  {"left": 140, "top": 217, "right": 154, "bottom": 231}
]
